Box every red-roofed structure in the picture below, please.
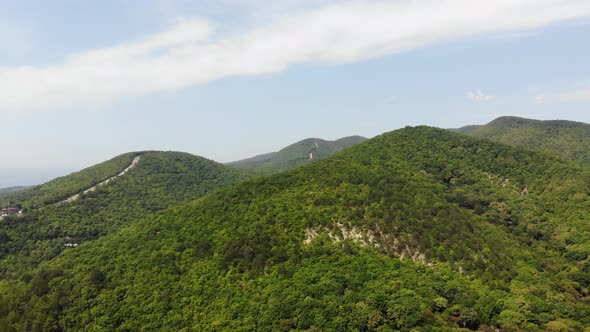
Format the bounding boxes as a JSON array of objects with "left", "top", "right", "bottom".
[{"left": 1, "top": 208, "right": 18, "bottom": 216}]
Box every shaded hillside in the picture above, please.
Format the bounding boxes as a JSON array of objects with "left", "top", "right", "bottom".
[
  {"left": 227, "top": 135, "right": 367, "bottom": 174},
  {"left": 2, "top": 127, "right": 590, "bottom": 330},
  {"left": 0, "top": 151, "right": 254, "bottom": 281},
  {"left": 454, "top": 116, "right": 590, "bottom": 165}
]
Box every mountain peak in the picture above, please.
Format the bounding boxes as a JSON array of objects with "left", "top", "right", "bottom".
[
  {"left": 487, "top": 116, "right": 585, "bottom": 129},
  {"left": 4, "top": 124, "right": 590, "bottom": 330},
  {"left": 487, "top": 116, "right": 537, "bottom": 127},
  {"left": 451, "top": 115, "right": 590, "bottom": 165}
]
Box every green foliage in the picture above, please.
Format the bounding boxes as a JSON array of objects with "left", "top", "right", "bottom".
[
  {"left": 0, "top": 151, "right": 253, "bottom": 282},
  {"left": 0, "top": 187, "right": 28, "bottom": 204},
  {"left": 1, "top": 127, "right": 590, "bottom": 330}
]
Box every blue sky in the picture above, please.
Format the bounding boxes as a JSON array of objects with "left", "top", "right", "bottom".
[{"left": 1, "top": 0, "right": 590, "bottom": 171}]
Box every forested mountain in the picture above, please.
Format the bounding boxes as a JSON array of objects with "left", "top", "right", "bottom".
[
  {"left": 227, "top": 135, "right": 367, "bottom": 174},
  {"left": 2, "top": 127, "right": 589, "bottom": 331},
  {"left": 0, "top": 151, "right": 253, "bottom": 288},
  {"left": 0, "top": 152, "right": 141, "bottom": 207},
  {"left": 452, "top": 116, "right": 590, "bottom": 165}
]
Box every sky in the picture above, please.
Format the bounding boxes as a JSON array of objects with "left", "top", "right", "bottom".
[{"left": 1, "top": 0, "right": 590, "bottom": 174}]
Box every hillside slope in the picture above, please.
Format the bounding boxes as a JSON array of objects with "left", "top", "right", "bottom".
[
  {"left": 0, "top": 151, "right": 254, "bottom": 281},
  {"left": 1, "top": 152, "right": 141, "bottom": 207},
  {"left": 454, "top": 116, "right": 590, "bottom": 165},
  {"left": 1, "top": 128, "right": 590, "bottom": 331},
  {"left": 227, "top": 135, "right": 367, "bottom": 174}
]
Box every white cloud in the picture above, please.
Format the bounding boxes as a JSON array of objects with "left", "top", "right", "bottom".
[
  {"left": 467, "top": 90, "right": 495, "bottom": 102},
  {"left": 2, "top": 0, "right": 590, "bottom": 112}
]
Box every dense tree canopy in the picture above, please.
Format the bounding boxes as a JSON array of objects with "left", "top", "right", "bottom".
[
  {"left": 0, "top": 151, "right": 253, "bottom": 286},
  {"left": 1, "top": 127, "right": 590, "bottom": 331}
]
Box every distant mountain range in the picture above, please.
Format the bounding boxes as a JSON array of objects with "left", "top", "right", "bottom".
[
  {"left": 0, "top": 186, "right": 28, "bottom": 194},
  {"left": 450, "top": 116, "right": 590, "bottom": 165},
  {"left": 0, "top": 168, "right": 73, "bottom": 189},
  {"left": 1, "top": 117, "right": 590, "bottom": 330},
  {"left": 226, "top": 136, "right": 367, "bottom": 174}
]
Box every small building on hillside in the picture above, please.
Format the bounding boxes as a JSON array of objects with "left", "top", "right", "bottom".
[
  {"left": 0, "top": 208, "right": 19, "bottom": 217},
  {"left": 62, "top": 236, "right": 79, "bottom": 247}
]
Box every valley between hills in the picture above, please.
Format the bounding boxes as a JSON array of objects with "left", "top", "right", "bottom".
[{"left": 1, "top": 116, "right": 590, "bottom": 331}]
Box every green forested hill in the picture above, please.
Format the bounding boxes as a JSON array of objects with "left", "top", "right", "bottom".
[
  {"left": 227, "top": 135, "right": 367, "bottom": 174},
  {"left": 453, "top": 116, "right": 590, "bottom": 165},
  {"left": 0, "top": 152, "right": 140, "bottom": 207},
  {"left": 0, "top": 151, "right": 253, "bottom": 285},
  {"left": 2, "top": 127, "right": 589, "bottom": 331}
]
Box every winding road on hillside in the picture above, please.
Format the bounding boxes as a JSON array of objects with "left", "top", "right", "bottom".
[{"left": 61, "top": 156, "right": 141, "bottom": 204}]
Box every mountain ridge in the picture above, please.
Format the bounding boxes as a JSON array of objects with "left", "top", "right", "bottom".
[
  {"left": 0, "top": 150, "right": 255, "bottom": 283},
  {"left": 2, "top": 126, "right": 589, "bottom": 330},
  {"left": 450, "top": 116, "right": 590, "bottom": 165},
  {"left": 226, "top": 135, "right": 367, "bottom": 174}
]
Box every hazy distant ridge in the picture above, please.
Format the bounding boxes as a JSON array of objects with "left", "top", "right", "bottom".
[{"left": 227, "top": 135, "right": 367, "bottom": 174}]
